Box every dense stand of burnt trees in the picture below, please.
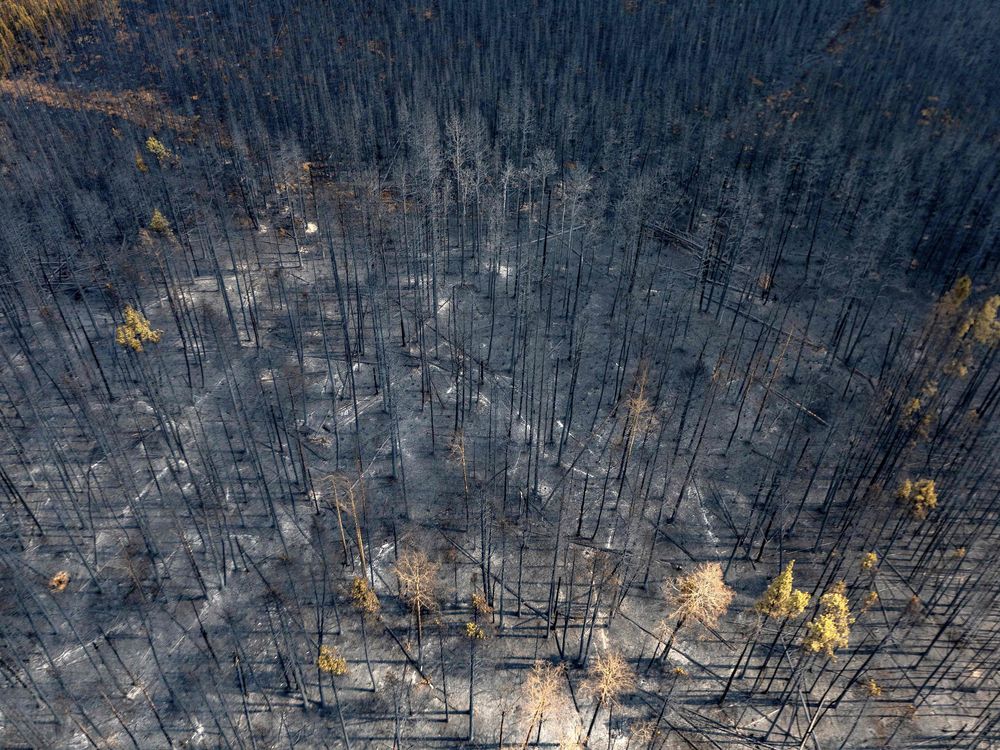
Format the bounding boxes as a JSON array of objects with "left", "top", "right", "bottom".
[{"left": 1, "top": 1, "right": 999, "bottom": 748}]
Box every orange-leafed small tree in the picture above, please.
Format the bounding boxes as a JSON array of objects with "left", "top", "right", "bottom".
[
  {"left": 660, "top": 562, "right": 734, "bottom": 662},
  {"left": 583, "top": 650, "right": 635, "bottom": 743},
  {"left": 519, "top": 660, "right": 565, "bottom": 749},
  {"left": 394, "top": 547, "right": 440, "bottom": 668}
]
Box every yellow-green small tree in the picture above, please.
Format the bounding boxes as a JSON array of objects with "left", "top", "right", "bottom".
[
  {"left": 897, "top": 478, "right": 938, "bottom": 519},
  {"left": 860, "top": 551, "right": 878, "bottom": 572},
  {"left": 318, "top": 645, "right": 352, "bottom": 748},
  {"left": 145, "top": 136, "right": 173, "bottom": 163},
  {"left": 350, "top": 576, "right": 380, "bottom": 690},
  {"left": 899, "top": 380, "right": 938, "bottom": 433},
  {"left": 115, "top": 305, "right": 161, "bottom": 352},
  {"left": 464, "top": 613, "right": 489, "bottom": 742},
  {"left": 721, "top": 561, "right": 809, "bottom": 703},
  {"left": 931, "top": 276, "right": 970, "bottom": 375},
  {"left": 755, "top": 560, "right": 811, "bottom": 619},
  {"left": 935, "top": 275, "right": 972, "bottom": 318},
  {"left": 971, "top": 295, "right": 1000, "bottom": 346},
  {"left": 936, "top": 278, "right": 1000, "bottom": 377},
  {"left": 802, "top": 581, "right": 853, "bottom": 658}
]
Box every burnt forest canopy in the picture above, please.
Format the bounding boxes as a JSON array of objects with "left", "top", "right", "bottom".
[{"left": 1, "top": 1, "right": 1000, "bottom": 749}]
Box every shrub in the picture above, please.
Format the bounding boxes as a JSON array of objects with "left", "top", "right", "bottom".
[
  {"left": 350, "top": 576, "right": 380, "bottom": 614},
  {"left": 148, "top": 208, "right": 170, "bottom": 234},
  {"left": 317, "top": 645, "right": 348, "bottom": 676},
  {"left": 49, "top": 570, "right": 70, "bottom": 592}
]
